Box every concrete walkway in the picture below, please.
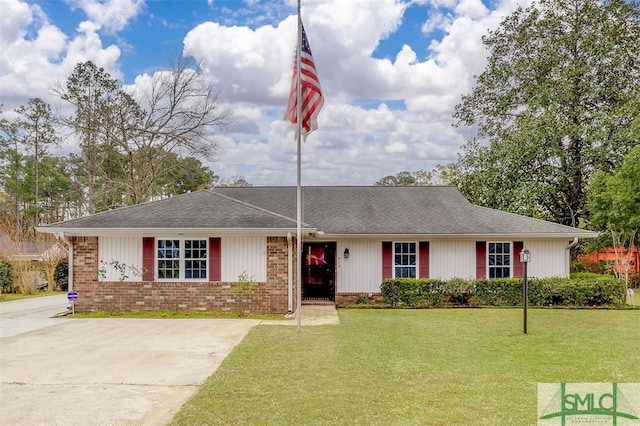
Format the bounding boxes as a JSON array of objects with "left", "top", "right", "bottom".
[
  {"left": 0, "top": 296, "right": 338, "bottom": 426},
  {"left": 263, "top": 304, "right": 340, "bottom": 326},
  {"left": 0, "top": 296, "right": 260, "bottom": 426}
]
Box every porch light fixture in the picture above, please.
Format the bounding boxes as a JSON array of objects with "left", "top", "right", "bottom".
[
  {"left": 344, "top": 248, "right": 350, "bottom": 259},
  {"left": 519, "top": 248, "right": 531, "bottom": 334}
]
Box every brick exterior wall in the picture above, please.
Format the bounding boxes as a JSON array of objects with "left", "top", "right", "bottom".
[
  {"left": 70, "top": 236, "right": 298, "bottom": 314},
  {"left": 335, "top": 292, "right": 383, "bottom": 305}
]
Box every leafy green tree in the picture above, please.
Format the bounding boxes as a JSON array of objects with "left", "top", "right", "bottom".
[
  {"left": 37, "top": 156, "right": 78, "bottom": 224},
  {"left": 453, "top": 0, "right": 640, "bottom": 226},
  {"left": 374, "top": 170, "right": 434, "bottom": 186},
  {"left": 587, "top": 144, "right": 640, "bottom": 281},
  {"left": 55, "top": 61, "right": 121, "bottom": 214},
  {"left": 155, "top": 153, "right": 215, "bottom": 196},
  {"left": 15, "top": 98, "right": 59, "bottom": 227},
  {"left": 0, "top": 116, "right": 26, "bottom": 236},
  {"left": 214, "top": 175, "right": 252, "bottom": 188}
]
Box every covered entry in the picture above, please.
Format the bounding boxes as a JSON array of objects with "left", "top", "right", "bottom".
[{"left": 302, "top": 242, "right": 336, "bottom": 301}]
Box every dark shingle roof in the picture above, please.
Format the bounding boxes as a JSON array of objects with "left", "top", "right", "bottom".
[
  {"left": 40, "top": 190, "right": 298, "bottom": 230},
  {"left": 38, "top": 186, "right": 597, "bottom": 238}
]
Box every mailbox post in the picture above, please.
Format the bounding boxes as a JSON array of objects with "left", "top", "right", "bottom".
[{"left": 520, "top": 248, "right": 531, "bottom": 334}]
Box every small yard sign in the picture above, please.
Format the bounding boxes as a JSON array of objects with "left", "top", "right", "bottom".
[{"left": 67, "top": 290, "right": 79, "bottom": 315}]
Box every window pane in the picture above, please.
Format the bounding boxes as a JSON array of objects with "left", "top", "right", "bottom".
[
  {"left": 185, "top": 239, "right": 207, "bottom": 280},
  {"left": 394, "top": 242, "right": 416, "bottom": 277},
  {"left": 488, "top": 243, "right": 511, "bottom": 279},
  {"left": 158, "top": 240, "right": 180, "bottom": 279}
]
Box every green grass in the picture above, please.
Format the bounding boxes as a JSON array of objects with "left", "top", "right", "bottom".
[
  {"left": 171, "top": 309, "right": 640, "bottom": 425},
  {"left": 0, "top": 291, "right": 64, "bottom": 302}
]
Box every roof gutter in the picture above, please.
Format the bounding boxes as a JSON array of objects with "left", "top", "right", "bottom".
[
  {"left": 57, "top": 232, "right": 73, "bottom": 296},
  {"left": 36, "top": 227, "right": 316, "bottom": 237},
  {"left": 309, "top": 232, "right": 599, "bottom": 240}
]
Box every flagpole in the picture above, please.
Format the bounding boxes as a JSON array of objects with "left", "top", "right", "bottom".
[{"left": 295, "top": 0, "right": 303, "bottom": 331}]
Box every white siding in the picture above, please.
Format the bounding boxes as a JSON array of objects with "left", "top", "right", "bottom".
[
  {"left": 430, "top": 240, "right": 476, "bottom": 280},
  {"left": 524, "top": 240, "right": 570, "bottom": 278},
  {"left": 336, "top": 240, "right": 382, "bottom": 293},
  {"left": 97, "top": 236, "right": 143, "bottom": 282},
  {"left": 221, "top": 236, "right": 267, "bottom": 282}
]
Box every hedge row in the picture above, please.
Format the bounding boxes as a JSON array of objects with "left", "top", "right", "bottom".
[
  {"left": 380, "top": 276, "right": 626, "bottom": 308},
  {"left": 0, "top": 260, "right": 13, "bottom": 293}
]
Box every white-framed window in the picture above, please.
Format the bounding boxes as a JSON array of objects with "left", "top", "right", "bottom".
[
  {"left": 157, "top": 239, "right": 208, "bottom": 280},
  {"left": 394, "top": 242, "right": 417, "bottom": 278},
  {"left": 488, "top": 242, "right": 511, "bottom": 279}
]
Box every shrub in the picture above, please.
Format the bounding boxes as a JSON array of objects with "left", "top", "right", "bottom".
[
  {"left": 381, "top": 276, "right": 626, "bottom": 308},
  {"left": 443, "top": 278, "right": 473, "bottom": 305},
  {"left": 380, "top": 279, "right": 446, "bottom": 307},
  {"left": 472, "top": 279, "right": 522, "bottom": 306},
  {"left": 55, "top": 262, "right": 69, "bottom": 291},
  {"left": 0, "top": 259, "right": 13, "bottom": 293},
  {"left": 571, "top": 260, "right": 607, "bottom": 274},
  {"left": 19, "top": 271, "right": 39, "bottom": 295},
  {"left": 629, "top": 273, "right": 640, "bottom": 289}
]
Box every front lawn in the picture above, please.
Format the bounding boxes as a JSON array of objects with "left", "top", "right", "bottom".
[
  {"left": 0, "top": 291, "right": 64, "bottom": 302},
  {"left": 171, "top": 309, "right": 640, "bottom": 425}
]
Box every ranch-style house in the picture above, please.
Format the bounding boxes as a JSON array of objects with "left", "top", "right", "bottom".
[{"left": 37, "top": 186, "right": 597, "bottom": 313}]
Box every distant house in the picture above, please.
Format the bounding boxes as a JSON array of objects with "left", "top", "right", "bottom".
[
  {"left": 0, "top": 234, "right": 67, "bottom": 263},
  {"left": 36, "top": 186, "right": 597, "bottom": 313}
]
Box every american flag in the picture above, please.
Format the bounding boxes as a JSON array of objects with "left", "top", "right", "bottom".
[{"left": 284, "top": 23, "right": 324, "bottom": 135}]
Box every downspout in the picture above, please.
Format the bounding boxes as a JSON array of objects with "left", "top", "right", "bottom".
[
  {"left": 58, "top": 232, "right": 73, "bottom": 301},
  {"left": 565, "top": 237, "right": 579, "bottom": 277},
  {"left": 286, "top": 232, "right": 294, "bottom": 317},
  {"left": 566, "top": 237, "right": 579, "bottom": 251}
]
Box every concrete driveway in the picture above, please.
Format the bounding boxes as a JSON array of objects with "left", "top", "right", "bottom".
[{"left": 0, "top": 295, "right": 259, "bottom": 425}]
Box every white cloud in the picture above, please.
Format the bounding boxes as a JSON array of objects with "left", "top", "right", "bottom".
[
  {"left": 178, "top": 0, "right": 528, "bottom": 184},
  {"left": 0, "top": 0, "right": 123, "bottom": 108},
  {"left": 65, "top": 0, "right": 144, "bottom": 33},
  {"left": 0, "top": 0, "right": 530, "bottom": 186}
]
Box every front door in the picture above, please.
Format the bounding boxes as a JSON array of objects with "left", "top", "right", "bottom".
[{"left": 302, "top": 242, "right": 336, "bottom": 301}]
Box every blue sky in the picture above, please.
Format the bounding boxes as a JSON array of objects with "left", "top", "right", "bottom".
[{"left": 1, "top": 0, "right": 525, "bottom": 185}]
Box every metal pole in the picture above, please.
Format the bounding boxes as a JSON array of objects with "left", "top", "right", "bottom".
[
  {"left": 295, "top": 0, "right": 303, "bottom": 331},
  {"left": 523, "top": 261, "right": 528, "bottom": 334}
]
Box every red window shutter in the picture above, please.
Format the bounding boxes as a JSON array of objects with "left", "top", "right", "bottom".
[
  {"left": 382, "top": 241, "right": 393, "bottom": 279},
  {"left": 419, "top": 241, "right": 430, "bottom": 279},
  {"left": 209, "top": 237, "right": 221, "bottom": 281},
  {"left": 513, "top": 241, "right": 524, "bottom": 278},
  {"left": 142, "top": 237, "right": 154, "bottom": 281},
  {"left": 476, "top": 241, "right": 487, "bottom": 279}
]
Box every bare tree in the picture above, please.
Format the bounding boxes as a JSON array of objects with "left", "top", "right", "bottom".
[
  {"left": 55, "top": 59, "right": 231, "bottom": 211},
  {"left": 136, "top": 56, "right": 231, "bottom": 158}
]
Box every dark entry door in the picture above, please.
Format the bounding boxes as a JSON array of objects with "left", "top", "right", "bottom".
[{"left": 302, "top": 242, "right": 336, "bottom": 301}]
